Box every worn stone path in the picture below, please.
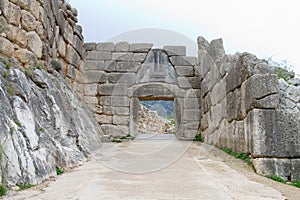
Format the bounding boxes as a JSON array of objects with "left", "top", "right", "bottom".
[{"left": 6, "top": 134, "right": 299, "bottom": 200}]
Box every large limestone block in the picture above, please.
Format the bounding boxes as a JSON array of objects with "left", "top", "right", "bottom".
[
  {"left": 183, "top": 109, "right": 200, "bottom": 121},
  {"left": 130, "top": 43, "right": 153, "bottom": 52},
  {"left": 131, "top": 84, "right": 174, "bottom": 99},
  {"left": 83, "top": 96, "right": 98, "bottom": 105},
  {"left": 210, "top": 103, "right": 224, "bottom": 130},
  {"left": 95, "top": 114, "right": 112, "bottom": 124},
  {"left": 226, "top": 89, "right": 243, "bottom": 122},
  {"left": 116, "top": 61, "right": 140, "bottom": 72},
  {"left": 5, "top": 24, "right": 27, "bottom": 47},
  {"left": 84, "top": 71, "right": 106, "bottom": 84},
  {"left": 104, "top": 61, "right": 117, "bottom": 72},
  {"left": 170, "top": 56, "right": 197, "bottom": 66},
  {"left": 197, "top": 50, "right": 215, "bottom": 78},
  {"left": 108, "top": 73, "right": 136, "bottom": 86},
  {"left": 184, "top": 130, "right": 198, "bottom": 141},
  {"left": 115, "top": 41, "right": 129, "bottom": 51},
  {"left": 291, "top": 159, "right": 300, "bottom": 182},
  {"left": 226, "top": 53, "right": 270, "bottom": 93},
  {"left": 66, "top": 45, "right": 80, "bottom": 67},
  {"left": 200, "top": 112, "right": 210, "bottom": 131},
  {"left": 186, "top": 89, "right": 201, "bottom": 98},
  {"left": 14, "top": 48, "right": 37, "bottom": 65},
  {"left": 201, "top": 63, "right": 222, "bottom": 91},
  {"left": 26, "top": 31, "right": 43, "bottom": 58},
  {"left": 183, "top": 121, "right": 200, "bottom": 130},
  {"left": 100, "top": 96, "right": 130, "bottom": 107},
  {"left": 184, "top": 98, "right": 200, "bottom": 109},
  {"left": 112, "top": 52, "right": 133, "bottom": 61},
  {"left": 86, "top": 51, "right": 112, "bottom": 61},
  {"left": 175, "top": 66, "right": 194, "bottom": 77},
  {"left": 253, "top": 158, "right": 291, "bottom": 181},
  {"left": 73, "top": 35, "right": 84, "bottom": 57},
  {"left": 208, "top": 39, "right": 225, "bottom": 63},
  {"left": 84, "top": 43, "right": 96, "bottom": 51},
  {"left": 132, "top": 53, "right": 147, "bottom": 62},
  {"left": 250, "top": 109, "right": 300, "bottom": 158},
  {"left": 231, "top": 120, "right": 247, "bottom": 153},
  {"left": 57, "top": 36, "right": 66, "bottom": 57},
  {"left": 110, "top": 107, "right": 129, "bottom": 116},
  {"left": 3, "top": 1, "right": 21, "bottom": 26},
  {"left": 83, "top": 84, "right": 97, "bottom": 96},
  {"left": 278, "top": 78, "right": 289, "bottom": 91},
  {"left": 83, "top": 60, "right": 105, "bottom": 71},
  {"left": 63, "top": 22, "right": 74, "bottom": 45},
  {"left": 241, "top": 74, "right": 279, "bottom": 113},
  {"left": 177, "top": 77, "right": 201, "bottom": 89},
  {"left": 211, "top": 79, "right": 226, "bottom": 106},
  {"left": 20, "top": 10, "right": 36, "bottom": 32},
  {"left": 113, "top": 115, "right": 130, "bottom": 125},
  {"left": 98, "top": 84, "right": 127, "bottom": 96},
  {"left": 101, "top": 124, "right": 128, "bottom": 136},
  {"left": 0, "top": 37, "right": 14, "bottom": 57},
  {"left": 286, "top": 85, "right": 300, "bottom": 103},
  {"left": 163, "top": 46, "right": 186, "bottom": 56},
  {"left": 96, "top": 42, "right": 115, "bottom": 51}
]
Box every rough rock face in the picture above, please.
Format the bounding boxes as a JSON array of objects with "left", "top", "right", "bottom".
[
  {"left": 0, "top": 0, "right": 85, "bottom": 96},
  {"left": 0, "top": 60, "right": 102, "bottom": 187},
  {"left": 138, "top": 104, "right": 174, "bottom": 134},
  {"left": 198, "top": 36, "right": 300, "bottom": 181}
]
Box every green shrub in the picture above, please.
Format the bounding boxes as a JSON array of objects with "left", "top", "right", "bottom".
[
  {"left": 267, "top": 175, "right": 287, "bottom": 184},
  {"left": 3, "top": 70, "right": 8, "bottom": 78},
  {"left": 6, "top": 84, "right": 16, "bottom": 96},
  {"left": 17, "top": 184, "right": 35, "bottom": 190},
  {"left": 51, "top": 60, "right": 62, "bottom": 72},
  {"left": 35, "top": 166, "right": 39, "bottom": 175},
  {"left": 14, "top": 120, "right": 21, "bottom": 127},
  {"left": 24, "top": 68, "right": 33, "bottom": 78},
  {"left": 35, "top": 65, "right": 42, "bottom": 70},
  {"left": 39, "top": 127, "right": 45, "bottom": 132},
  {"left": 56, "top": 165, "right": 64, "bottom": 175},
  {"left": 10, "top": 127, "right": 14, "bottom": 135},
  {"left": 220, "top": 147, "right": 251, "bottom": 163},
  {"left": 271, "top": 66, "right": 294, "bottom": 81},
  {"left": 290, "top": 180, "right": 300, "bottom": 188},
  {"left": 194, "top": 133, "right": 203, "bottom": 142},
  {"left": 0, "top": 185, "right": 7, "bottom": 196},
  {"left": 5, "top": 62, "right": 11, "bottom": 69}
]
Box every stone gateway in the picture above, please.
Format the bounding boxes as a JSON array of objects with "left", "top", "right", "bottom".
[{"left": 0, "top": 0, "right": 299, "bottom": 189}]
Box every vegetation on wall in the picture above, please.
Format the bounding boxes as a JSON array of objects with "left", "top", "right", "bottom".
[{"left": 267, "top": 57, "right": 295, "bottom": 81}]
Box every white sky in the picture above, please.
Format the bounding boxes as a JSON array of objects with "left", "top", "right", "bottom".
[{"left": 70, "top": 0, "right": 300, "bottom": 76}]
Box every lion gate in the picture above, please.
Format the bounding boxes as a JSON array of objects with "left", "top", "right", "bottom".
[{"left": 82, "top": 43, "right": 201, "bottom": 140}]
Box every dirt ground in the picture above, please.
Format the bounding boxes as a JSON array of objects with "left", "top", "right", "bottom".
[{"left": 3, "top": 135, "right": 300, "bottom": 200}]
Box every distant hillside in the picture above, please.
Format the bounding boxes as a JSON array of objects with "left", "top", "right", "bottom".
[{"left": 140, "top": 100, "right": 174, "bottom": 118}]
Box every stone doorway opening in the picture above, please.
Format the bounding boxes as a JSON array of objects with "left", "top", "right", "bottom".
[
  {"left": 129, "top": 83, "right": 184, "bottom": 138},
  {"left": 138, "top": 99, "right": 175, "bottom": 135}
]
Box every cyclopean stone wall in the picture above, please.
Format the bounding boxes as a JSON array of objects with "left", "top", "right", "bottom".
[
  {"left": 82, "top": 42, "right": 200, "bottom": 140},
  {"left": 197, "top": 36, "right": 300, "bottom": 182},
  {"left": 0, "top": 0, "right": 84, "bottom": 89}
]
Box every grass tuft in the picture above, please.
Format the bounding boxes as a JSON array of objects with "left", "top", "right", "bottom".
[
  {"left": 0, "top": 185, "right": 7, "bottom": 196},
  {"left": 194, "top": 133, "right": 203, "bottom": 142},
  {"left": 220, "top": 147, "right": 251, "bottom": 163},
  {"left": 56, "top": 165, "right": 64, "bottom": 175},
  {"left": 290, "top": 180, "right": 300, "bottom": 188},
  {"left": 17, "top": 184, "right": 35, "bottom": 190}
]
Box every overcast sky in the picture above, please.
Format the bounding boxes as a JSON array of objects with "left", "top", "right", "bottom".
[{"left": 70, "top": 0, "right": 300, "bottom": 76}]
